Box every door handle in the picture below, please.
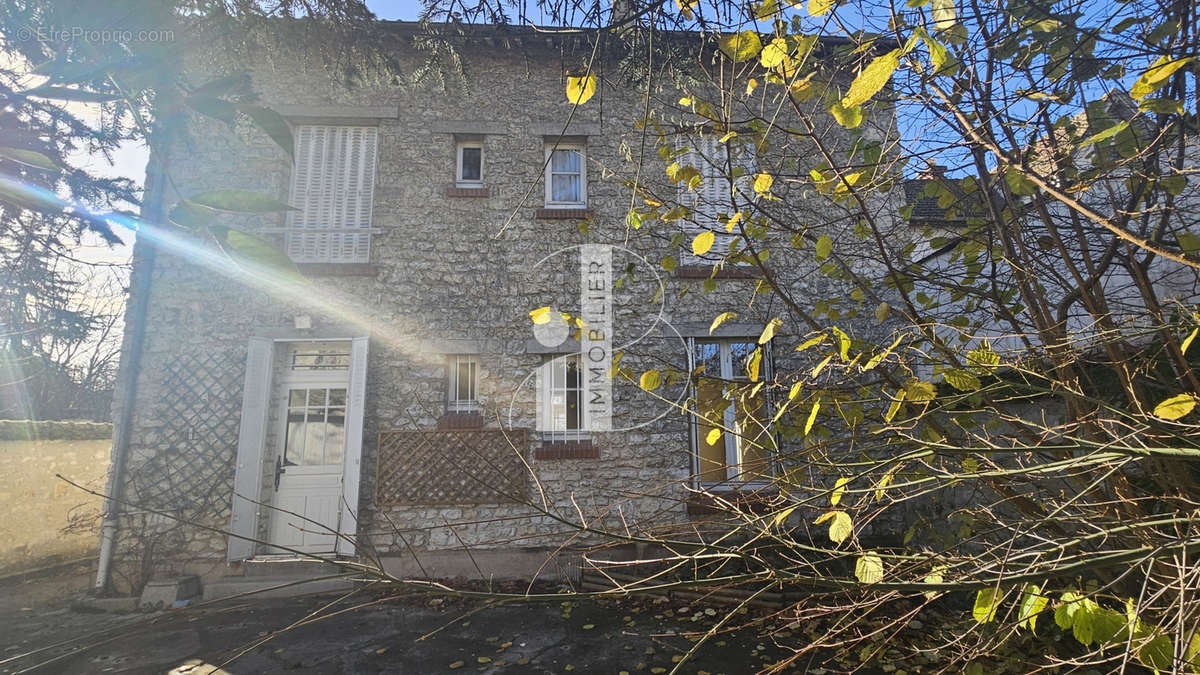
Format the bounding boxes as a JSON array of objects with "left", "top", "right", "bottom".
[{"left": 274, "top": 455, "right": 286, "bottom": 490}]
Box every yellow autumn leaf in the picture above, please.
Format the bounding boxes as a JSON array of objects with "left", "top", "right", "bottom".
[
  {"left": 828, "top": 510, "right": 852, "bottom": 543},
  {"left": 842, "top": 49, "right": 900, "bottom": 108},
  {"left": 705, "top": 427, "right": 721, "bottom": 445},
  {"left": 753, "top": 172, "right": 774, "bottom": 194},
  {"left": 709, "top": 311, "right": 737, "bottom": 334},
  {"left": 773, "top": 505, "right": 797, "bottom": 528},
  {"left": 640, "top": 369, "right": 661, "bottom": 391},
  {"left": 566, "top": 74, "right": 597, "bottom": 105},
  {"left": 855, "top": 554, "right": 883, "bottom": 584},
  {"left": 830, "top": 476, "right": 848, "bottom": 505},
  {"left": 1153, "top": 393, "right": 1197, "bottom": 420},
  {"left": 692, "top": 230, "right": 715, "bottom": 256},
  {"left": 760, "top": 37, "right": 790, "bottom": 68},
  {"left": 829, "top": 101, "right": 863, "bottom": 128},
  {"left": 529, "top": 306, "right": 552, "bottom": 324},
  {"left": 759, "top": 318, "right": 782, "bottom": 344},
  {"left": 808, "top": 0, "right": 834, "bottom": 15},
  {"left": 725, "top": 212, "right": 742, "bottom": 233},
  {"left": 1131, "top": 56, "right": 1195, "bottom": 100},
  {"left": 718, "top": 31, "right": 763, "bottom": 63},
  {"left": 804, "top": 398, "right": 821, "bottom": 435}
]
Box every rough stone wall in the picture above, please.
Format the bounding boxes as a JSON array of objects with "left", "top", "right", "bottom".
[{"left": 109, "top": 27, "right": 900, "bottom": 576}]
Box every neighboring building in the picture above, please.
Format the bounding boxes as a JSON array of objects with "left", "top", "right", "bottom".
[{"left": 99, "top": 22, "right": 897, "bottom": 591}]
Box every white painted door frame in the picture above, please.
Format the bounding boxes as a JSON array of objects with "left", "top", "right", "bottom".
[{"left": 228, "top": 336, "right": 368, "bottom": 562}]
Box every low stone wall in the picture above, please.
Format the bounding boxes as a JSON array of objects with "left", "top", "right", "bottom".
[{"left": 0, "top": 434, "right": 112, "bottom": 573}]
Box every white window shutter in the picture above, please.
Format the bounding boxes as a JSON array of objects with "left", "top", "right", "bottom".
[
  {"left": 679, "top": 135, "right": 735, "bottom": 262},
  {"left": 228, "top": 337, "right": 274, "bottom": 563},
  {"left": 287, "top": 125, "right": 378, "bottom": 263},
  {"left": 336, "top": 336, "right": 369, "bottom": 557}
]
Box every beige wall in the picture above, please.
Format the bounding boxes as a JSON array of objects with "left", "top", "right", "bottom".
[{"left": 0, "top": 439, "right": 110, "bottom": 573}]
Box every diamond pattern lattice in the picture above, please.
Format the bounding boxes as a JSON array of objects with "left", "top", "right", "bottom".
[
  {"left": 129, "top": 352, "right": 245, "bottom": 517},
  {"left": 376, "top": 429, "right": 528, "bottom": 505}
]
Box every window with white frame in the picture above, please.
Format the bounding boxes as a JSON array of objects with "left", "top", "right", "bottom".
[
  {"left": 544, "top": 143, "right": 587, "bottom": 207},
  {"left": 456, "top": 139, "right": 483, "bottom": 187},
  {"left": 676, "top": 135, "right": 756, "bottom": 263},
  {"left": 690, "top": 339, "right": 773, "bottom": 486},
  {"left": 287, "top": 124, "right": 379, "bottom": 264},
  {"left": 447, "top": 354, "right": 480, "bottom": 412},
  {"left": 539, "top": 353, "right": 588, "bottom": 441}
]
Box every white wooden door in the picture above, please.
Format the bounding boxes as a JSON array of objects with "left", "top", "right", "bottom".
[{"left": 267, "top": 383, "right": 348, "bottom": 554}]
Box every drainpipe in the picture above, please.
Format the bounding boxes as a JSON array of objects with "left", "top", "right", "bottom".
[{"left": 94, "top": 142, "right": 167, "bottom": 594}]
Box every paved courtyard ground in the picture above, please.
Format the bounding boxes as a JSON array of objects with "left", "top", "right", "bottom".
[{"left": 0, "top": 569, "right": 819, "bottom": 674}]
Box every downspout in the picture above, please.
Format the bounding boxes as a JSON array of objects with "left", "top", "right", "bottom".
[{"left": 94, "top": 141, "right": 168, "bottom": 594}]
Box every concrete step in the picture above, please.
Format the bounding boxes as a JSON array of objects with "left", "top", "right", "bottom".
[
  {"left": 203, "top": 575, "right": 356, "bottom": 601},
  {"left": 240, "top": 558, "right": 351, "bottom": 578}
]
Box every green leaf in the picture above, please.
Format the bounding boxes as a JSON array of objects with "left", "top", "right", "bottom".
[
  {"left": 1004, "top": 166, "right": 1036, "bottom": 196},
  {"left": 903, "top": 378, "right": 937, "bottom": 403},
  {"left": 759, "top": 318, "right": 782, "bottom": 344},
  {"left": 1072, "top": 603, "right": 1094, "bottom": 645},
  {"left": 1177, "top": 231, "right": 1200, "bottom": 253},
  {"left": 640, "top": 369, "right": 661, "bottom": 391},
  {"left": 168, "top": 200, "right": 217, "bottom": 230},
  {"left": 807, "top": 0, "right": 835, "bottom": 15},
  {"left": 760, "top": 38, "right": 790, "bottom": 68},
  {"left": 709, "top": 311, "right": 738, "bottom": 334},
  {"left": 855, "top": 554, "right": 883, "bottom": 584},
  {"left": 942, "top": 368, "right": 981, "bottom": 391},
  {"left": 1079, "top": 120, "right": 1130, "bottom": 147},
  {"left": 1055, "top": 592, "right": 1081, "bottom": 630},
  {"left": 842, "top": 49, "right": 901, "bottom": 108},
  {"left": 874, "top": 301, "right": 891, "bottom": 322},
  {"left": 661, "top": 255, "right": 678, "bottom": 272},
  {"left": 804, "top": 399, "right": 821, "bottom": 435},
  {"left": 1163, "top": 175, "right": 1188, "bottom": 196},
  {"left": 967, "top": 342, "right": 1000, "bottom": 374},
  {"left": 566, "top": 74, "right": 597, "bottom": 104},
  {"left": 1140, "top": 634, "right": 1174, "bottom": 671},
  {"left": 1130, "top": 56, "right": 1195, "bottom": 100},
  {"left": 829, "top": 101, "right": 864, "bottom": 128},
  {"left": 22, "top": 85, "right": 122, "bottom": 103},
  {"left": 1018, "top": 584, "right": 1048, "bottom": 633},
  {"left": 189, "top": 189, "right": 295, "bottom": 213},
  {"left": 1153, "top": 393, "right": 1196, "bottom": 420},
  {"left": 215, "top": 227, "right": 303, "bottom": 281},
  {"left": 238, "top": 105, "right": 295, "bottom": 160},
  {"left": 718, "top": 31, "right": 763, "bottom": 63},
  {"left": 0, "top": 147, "right": 58, "bottom": 171},
  {"left": 814, "top": 235, "right": 833, "bottom": 261},
  {"left": 973, "top": 588, "right": 1000, "bottom": 623},
  {"left": 829, "top": 476, "right": 848, "bottom": 505},
  {"left": 186, "top": 96, "right": 239, "bottom": 125},
  {"left": 930, "top": 0, "right": 956, "bottom": 31},
  {"left": 1139, "top": 97, "right": 1184, "bottom": 115},
  {"left": 692, "top": 230, "right": 715, "bottom": 256}
]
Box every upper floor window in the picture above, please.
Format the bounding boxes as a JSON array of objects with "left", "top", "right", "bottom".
[
  {"left": 456, "top": 139, "right": 484, "bottom": 187},
  {"left": 447, "top": 354, "right": 480, "bottom": 412},
  {"left": 676, "top": 135, "right": 756, "bottom": 263},
  {"left": 287, "top": 125, "right": 379, "bottom": 264},
  {"left": 545, "top": 143, "right": 587, "bottom": 208}
]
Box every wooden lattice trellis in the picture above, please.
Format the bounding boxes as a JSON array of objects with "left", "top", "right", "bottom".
[
  {"left": 129, "top": 351, "right": 245, "bottom": 516},
  {"left": 376, "top": 428, "right": 528, "bottom": 505}
]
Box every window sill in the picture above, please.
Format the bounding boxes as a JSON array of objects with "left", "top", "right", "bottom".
[
  {"left": 675, "top": 264, "right": 762, "bottom": 280},
  {"left": 296, "top": 263, "right": 378, "bottom": 277},
  {"left": 437, "top": 412, "right": 485, "bottom": 430},
  {"left": 535, "top": 440, "right": 598, "bottom": 460},
  {"left": 446, "top": 186, "right": 490, "bottom": 198},
  {"left": 535, "top": 207, "right": 593, "bottom": 220}
]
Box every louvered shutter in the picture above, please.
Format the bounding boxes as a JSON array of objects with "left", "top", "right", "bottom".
[
  {"left": 287, "top": 125, "right": 378, "bottom": 263},
  {"left": 679, "top": 135, "right": 752, "bottom": 263}
]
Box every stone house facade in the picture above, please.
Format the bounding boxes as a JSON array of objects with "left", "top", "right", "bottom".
[{"left": 100, "top": 21, "right": 897, "bottom": 588}]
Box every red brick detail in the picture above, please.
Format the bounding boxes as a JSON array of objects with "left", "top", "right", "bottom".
[
  {"left": 445, "top": 186, "right": 490, "bottom": 198},
  {"left": 437, "top": 412, "right": 485, "bottom": 430},
  {"left": 535, "top": 440, "right": 599, "bottom": 460},
  {"left": 535, "top": 208, "right": 593, "bottom": 220},
  {"left": 675, "top": 264, "right": 762, "bottom": 280}
]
